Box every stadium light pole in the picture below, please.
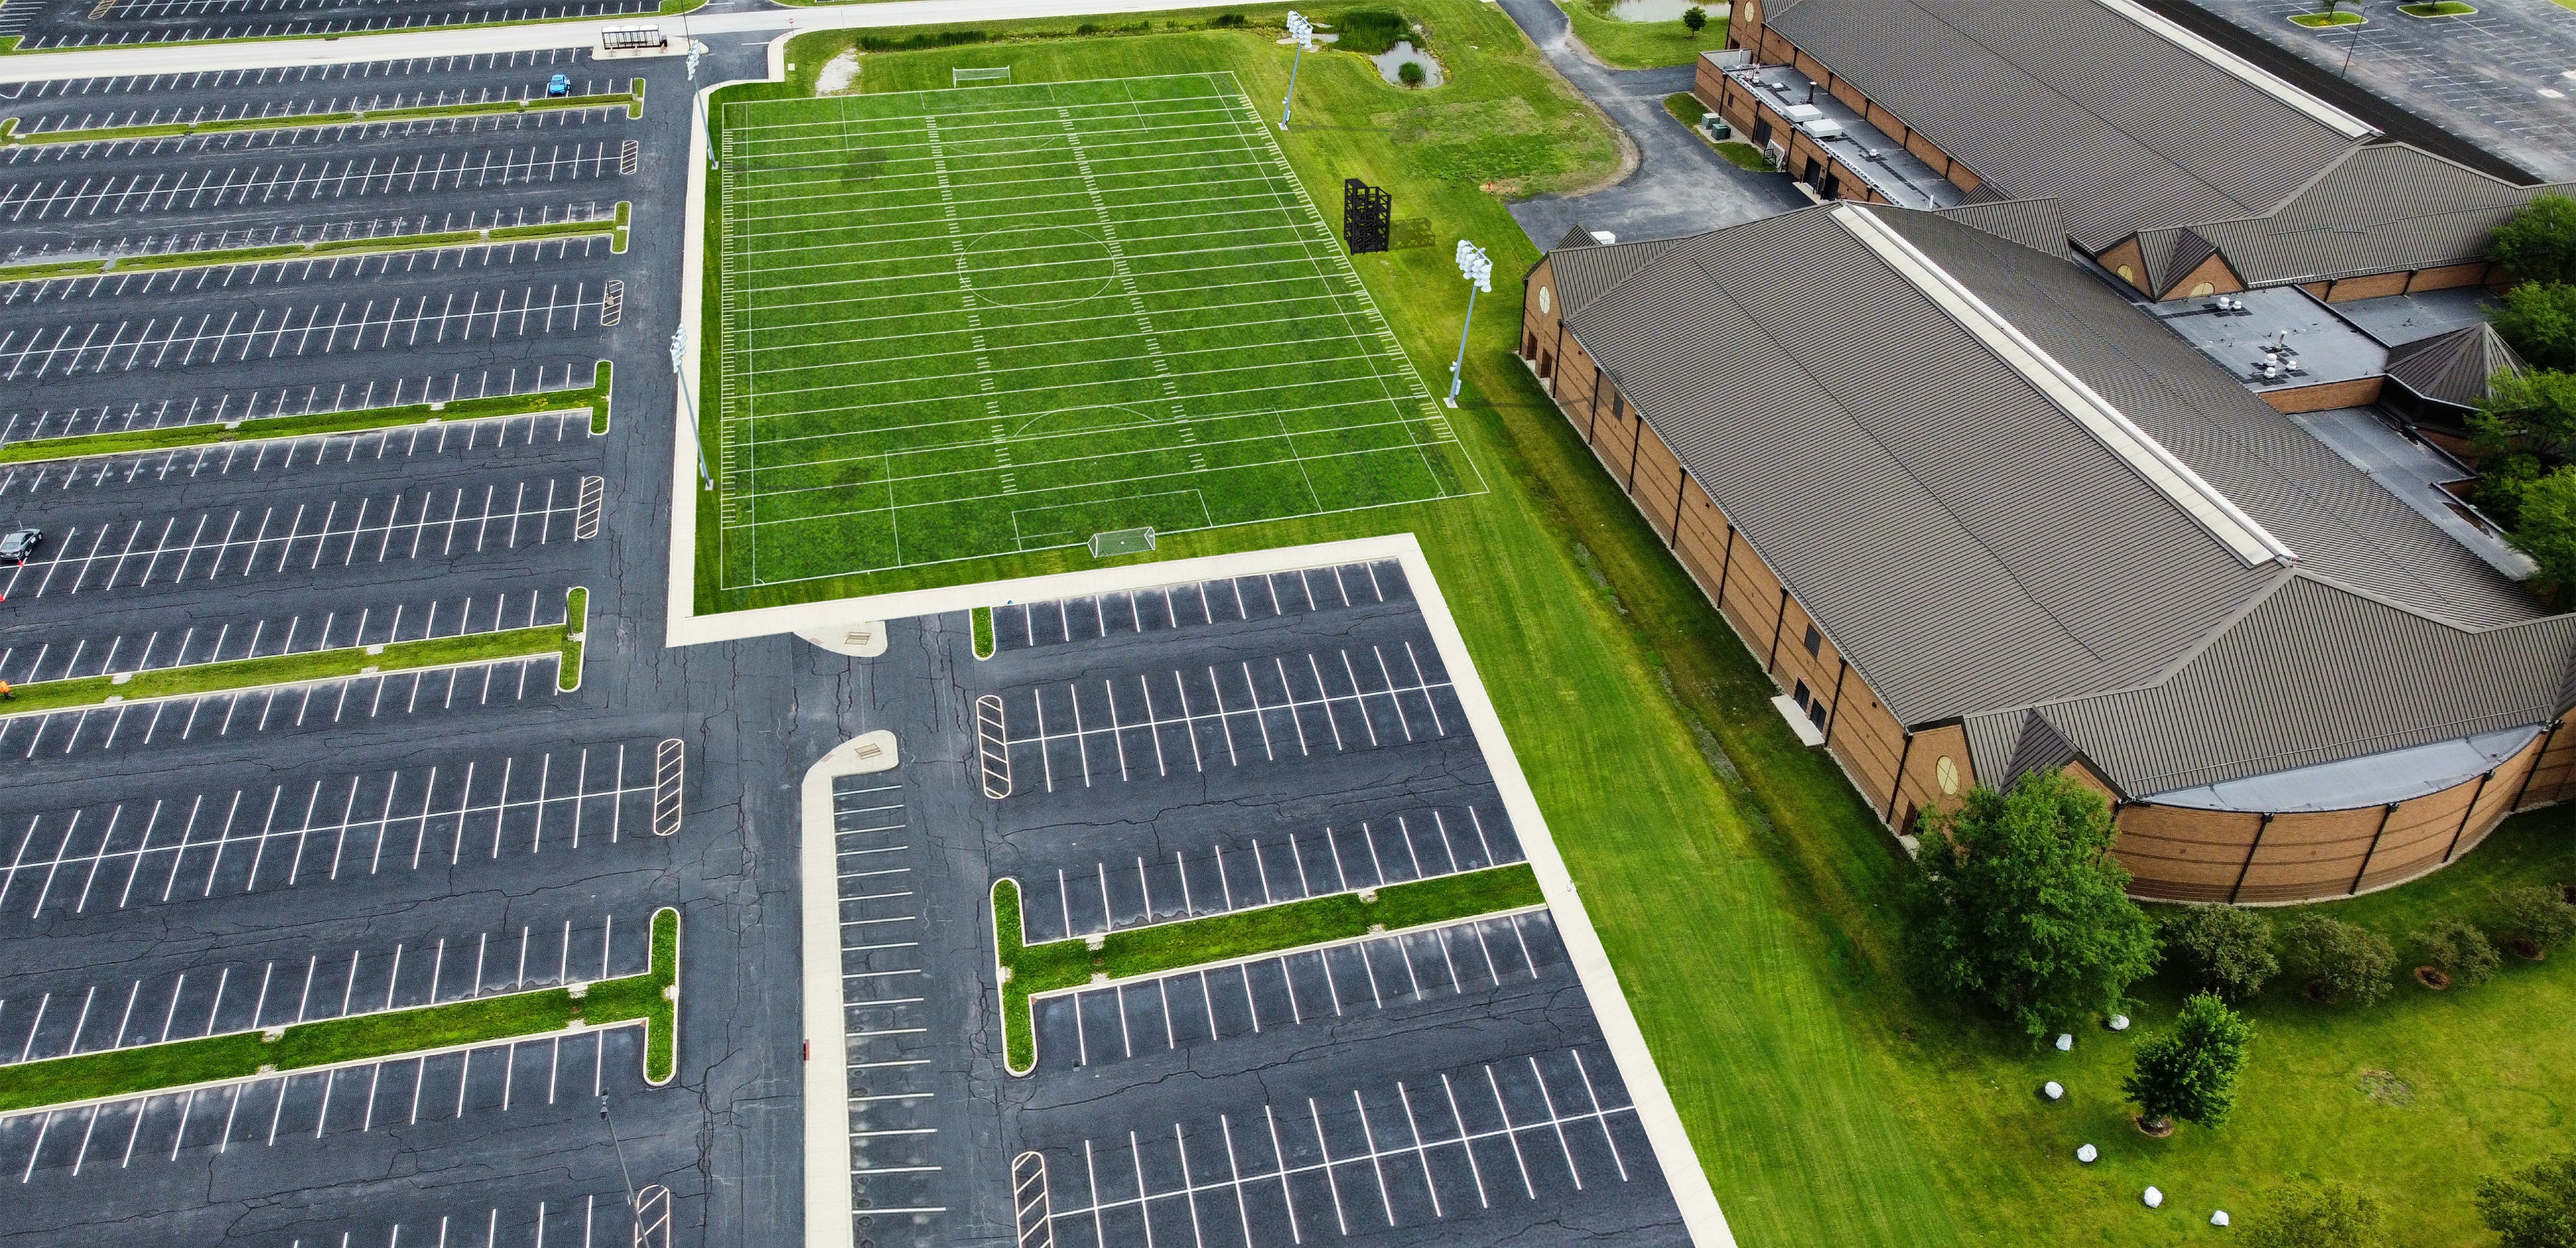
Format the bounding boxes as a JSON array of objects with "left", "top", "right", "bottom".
[
  {"left": 1446, "top": 240, "right": 1492, "bottom": 407},
  {"left": 1279, "top": 11, "right": 1315, "bottom": 132},
  {"left": 686, "top": 38, "right": 716, "bottom": 169},
  {"left": 670, "top": 327, "right": 716, "bottom": 492}
]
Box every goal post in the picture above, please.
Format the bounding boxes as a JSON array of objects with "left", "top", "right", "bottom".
[{"left": 952, "top": 66, "right": 1012, "bottom": 87}]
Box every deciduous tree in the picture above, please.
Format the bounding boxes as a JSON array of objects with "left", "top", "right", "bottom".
[
  {"left": 2123, "top": 992, "right": 2252, "bottom": 1131},
  {"left": 1906, "top": 768, "right": 2161, "bottom": 1037}
]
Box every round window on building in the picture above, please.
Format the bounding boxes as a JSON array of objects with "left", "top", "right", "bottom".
[
  {"left": 1538, "top": 286, "right": 1552, "bottom": 315},
  {"left": 2190, "top": 281, "right": 2216, "bottom": 297},
  {"left": 2115, "top": 264, "right": 2135, "bottom": 284},
  {"left": 1935, "top": 756, "right": 1960, "bottom": 795}
]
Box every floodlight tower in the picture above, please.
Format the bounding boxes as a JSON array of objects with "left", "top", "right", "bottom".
[
  {"left": 670, "top": 327, "right": 716, "bottom": 492},
  {"left": 1446, "top": 239, "right": 1492, "bottom": 407},
  {"left": 1280, "top": 10, "right": 1316, "bottom": 132},
  {"left": 686, "top": 38, "right": 715, "bottom": 169}
]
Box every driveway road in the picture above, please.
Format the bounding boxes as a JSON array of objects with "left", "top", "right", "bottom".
[{"left": 1491, "top": 0, "right": 1805, "bottom": 249}]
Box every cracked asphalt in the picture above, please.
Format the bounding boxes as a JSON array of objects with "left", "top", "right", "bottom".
[
  {"left": 0, "top": 41, "right": 826, "bottom": 1248},
  {"left": 2, "top": 36, "right": 1703, "bottom": 1248},
  {"left": 804, "top": 564, "right": 1693, "bottom": 1246}
]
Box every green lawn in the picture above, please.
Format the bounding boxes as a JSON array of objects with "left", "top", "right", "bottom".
[
  {"left": 993, "top": 865, "right": 1543, "bottom": 1072},
  {"left": 739, "top": 15, "right": 2573, "bottom": 1245},
  {"left": 710, "top": 75, "right": 1481, "bottom": 590},
  {"left": 0, "top": 612, "right": 572, "bottom": 720},
  {"left": 694, "top": 6, "right": 1616, "bottom": 613},
  {"left": 2290, "top": 10, "right": 2367, "bottom": 25},
  {"left": 0, "top": 360, "right": 612, "bottom": 464},
  {"left": 1559, "top": 0, "right": 1721, "bottom": 68},
  {"left": 0, "top": 907, "right": 680, "bottom": 1112}
]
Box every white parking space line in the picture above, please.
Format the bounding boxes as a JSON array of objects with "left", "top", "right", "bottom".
[
  {"left": 0, "top": 741, "right": 654, "bottom": 918},
  {"left": 1033, "top": 1049, "right": 1642, "bottom": 1243},
  {"left": 1005, "top": 644, "right": 1456, "bottom": 792},
  {"left": 0, "top": 476, "right": 588, "bottom": 599},
  {"left": 1002, "top": 560, "right": 1401, "bottom": 650},
  {"left": 0, "top": 911, "right": 643, "bottom": 1066}
]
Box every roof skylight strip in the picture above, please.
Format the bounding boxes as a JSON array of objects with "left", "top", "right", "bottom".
[
  {"left": 2087, "top": 0, "right": 2380, "bottom": 140},
  {"left": 1831, "top": 203, "right": 2296, "bottom": 568}
]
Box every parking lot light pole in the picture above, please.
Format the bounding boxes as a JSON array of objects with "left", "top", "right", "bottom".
[
  {"left": 1446, "top": 240, "right": 1492, "bottom": 407},
  {"left": 600, "top": 1095, "right": 639, "bottom": 1206},
  {"left": 670, "top": 327, "right": 715, "bottom": 491},
  {"left": 1280, "top": 11, "right": 1315, "bottom": 131}
]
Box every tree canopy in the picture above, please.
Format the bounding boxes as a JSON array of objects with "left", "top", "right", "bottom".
[
  {"left": 1906, "top": 768, "right": 2161, "bottom": 1037},
  {"left": 2490, "top": 193, "right": 2576, "bottom": 287},
  {"left": 2477, "top": 1150, "right": 2576, "bottom": 1248},
  {"left": 2123, "top": 992, "right": 2253, "bottom": 1130},
  {"left": 2161, "top": 904, "right": 2277, "bottom": 1000},
  {"left": 2496, "top": 282, "right": 2576, "bottom": 372},
  {"left": 2282, "top": 913, "right": 2394, "bottom": 1006},
  {"left": 2245, "top": 1180, "right": 2385, "bottom": 1248}
]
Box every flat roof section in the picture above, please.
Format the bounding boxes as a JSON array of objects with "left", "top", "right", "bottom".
[
  {"left": 1722, "top": 63, "right": 1960, "bottom": 210},
  {"left": 2290, "top": 406, "right": 2534, "bottom": 582},
  {"left": 2332, "top": 287, "right": 2503, "bottom": 350},
  {"left": 2152, "top": 284, "right": 2387, "bottom": 398}
]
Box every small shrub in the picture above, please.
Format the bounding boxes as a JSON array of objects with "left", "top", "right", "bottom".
[
  {"left": 2416, "top": 916, "right": 2502, "bottom": 986},
  {"left": 857, "top": 29, "right": 987, "bottom": 50},
  {"left": 2245, "top": 1180, "right": 2385, "bottom": 1248},
  {"left": 1682, "top": 4, "right": 1708, "bottom": 34},
  {"left": 1075, "top": 21, "right": 1099, "bottom": 33},
  {"left": 2282, "top": 913, "right": 2394, "bottom": 1006},
  {"left": 1337, "top": 8, "right": 1409, "bottom": 53},
  {"left": 1213, "top": 11, "right": 1248, "bottom": 25},
  {"left": 2500, "top": 883, "right": 2576, "bottom": 952},
  {"left": 2477, "top": 1151, "right": 2576, "bottom": 1248},
  {"left": 1398, "top": 60, "right": 1426, "bottom": 86},
  {"left": 2162, "top": 904, "right": 2278, "bottom": 999}
]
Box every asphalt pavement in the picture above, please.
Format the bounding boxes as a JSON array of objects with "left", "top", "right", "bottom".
[{"left": 1492, "top": 0, "right": 1805, "bottom": 248}]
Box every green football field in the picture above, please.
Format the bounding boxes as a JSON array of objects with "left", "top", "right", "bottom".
[{"left": 712, "top": 72, "right": 1484, "bottom": 588}]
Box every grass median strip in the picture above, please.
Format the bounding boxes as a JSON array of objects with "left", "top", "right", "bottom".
[
  {"left": 0, "top": 596, "right": 579, "bottom": 719},
  {"left": 991, "top": 864, "right": 1544, "bottom": 1073},
  {"left": 1, "top": 80, "right": 644, "bottom": 147},
  {"left": 559, "top": 586, "right": 591, "bottom": 692},
  {"left": 0, "top": 361, "right": 612, "bottom": 465},
  {"left": 0, "top": 201, "right": 628, "bottom": 286},
  {"left": 0, "top": 907, "right": 678, "bottom": 1114}
]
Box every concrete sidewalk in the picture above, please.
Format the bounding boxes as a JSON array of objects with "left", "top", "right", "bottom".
[{"left": 1493, "top": 0, "right": 1804, "bottom": 248}]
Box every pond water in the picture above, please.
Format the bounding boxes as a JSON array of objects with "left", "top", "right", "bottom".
[
  {"left": 1607, "top": 0, "right": 1725, "bottom": 22},
  {"left": 1370, "top": 40, "right": 1446, "bottom": 87}
]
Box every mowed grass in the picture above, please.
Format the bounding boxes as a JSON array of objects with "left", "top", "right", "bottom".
[
  {"left": 714, "top": 75, "right": 1480, "bottom": 588},
  {"left": 729, "top": 17, "right": 2576, "bottom": 1245}
]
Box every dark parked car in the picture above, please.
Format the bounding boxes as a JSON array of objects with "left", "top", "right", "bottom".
[{"left": 0, "top": 528, "right": 40, "bottom": 564}]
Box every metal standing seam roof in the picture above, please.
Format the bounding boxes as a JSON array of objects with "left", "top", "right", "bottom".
[
  {"left": 1542, "top": 203, "right": 2572, "bottom": 795},
  {"left": 1761, "top": 0, "right": 2369, "bottom": 252},
  {"left": 2385, "top": 323, "right": 2528, "bottom": 410},
  {"left": 1972, "top": 575, "right": 2576, "bottom": 796},
  {"left": 2140, "top": 146, "right": 2570, "bottom": 290}
]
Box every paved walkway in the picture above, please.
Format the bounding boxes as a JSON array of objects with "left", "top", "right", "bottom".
[{"left": 1493, "top": 0, "right": 1805, "bottom": 249}]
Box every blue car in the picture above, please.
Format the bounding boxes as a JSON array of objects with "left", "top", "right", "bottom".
[{"left": 547, "top": 73, "right": 571, "bottom": 98}]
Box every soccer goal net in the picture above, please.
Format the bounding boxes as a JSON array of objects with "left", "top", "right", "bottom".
[{"left": 952, "top": 66, "right": 1012, "bottom": 87}]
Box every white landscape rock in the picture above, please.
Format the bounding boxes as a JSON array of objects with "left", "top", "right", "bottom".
[
  {"left": 2076, "top": 1144, "right": 2098, "bottom": 1163},
  {"left": 2055, "top": 1033, "right": 2075, "bottom": 1051},
  {"left": 2109, "top": 1015, "right": 2131, "bottom": 1031},
  {"left": 2143, "top": 1186, "right": 2165, "bottom": 1209},
  {"left": 2212, "top": 1210, "right": 2231, "bottom": 1227},
  {"left": 2043, "top": 1081, "right": 2065, "bottom": 1101}
]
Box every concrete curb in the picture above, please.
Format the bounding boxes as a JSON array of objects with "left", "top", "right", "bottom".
[
  {"left": 1392, "top": 532, "right": 1739, "bottom": 1248},
  {"left": 798, "top": 732, "right": 884, "bottom": 1248}
]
